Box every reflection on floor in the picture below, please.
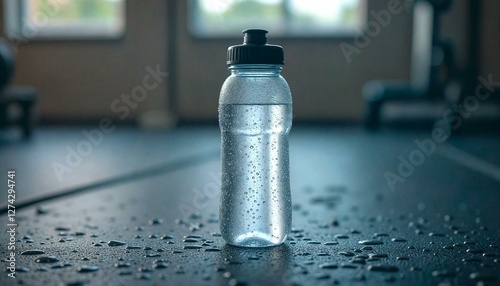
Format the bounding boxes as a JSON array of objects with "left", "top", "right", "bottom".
[{"left": 0, "top": 125, "right": 499, "bottom": 285}]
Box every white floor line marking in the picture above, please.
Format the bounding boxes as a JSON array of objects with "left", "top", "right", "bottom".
[{"left": 437, "top": 144, "right": 500, "bottom": 182}]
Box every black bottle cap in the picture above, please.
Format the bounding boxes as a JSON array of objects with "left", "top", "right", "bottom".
[{"left": 227, "top": 29, "right": 284, "bottom": 66}]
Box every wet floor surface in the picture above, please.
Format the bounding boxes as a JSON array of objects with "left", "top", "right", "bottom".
[{"left": 1, "top": 125, "right": 499, "bottom": 285}]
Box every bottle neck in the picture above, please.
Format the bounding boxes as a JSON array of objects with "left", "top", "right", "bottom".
[{"left": 228, "top": 64, "right": 282, "bottom": 77}]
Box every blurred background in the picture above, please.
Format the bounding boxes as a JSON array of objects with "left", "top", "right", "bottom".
[
  {"left": 1, "top": 3, "right": 499, "bottom": 285},
  {"left": 0, "top": 0, "right": 498, "bottom": 130}
]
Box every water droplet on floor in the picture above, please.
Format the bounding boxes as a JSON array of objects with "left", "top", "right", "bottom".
[
  {"left": 107, "top": 240, "right": 126, "bottom": 247},
  {"left": 358, "top": 239, "right": 383, "bottom": 245},
  {"left": 396, "top": 256, "right": 409, "bottom": 260},
  {"left": 431, "top": 270, "right": 457, "bottom": 277},
  {"left": 114, "top": 262, "right": 131, "bottom": 268},
  {"left": 339, "top": 251, "right": 355, "bottom": 257},
  {"left": 306, "top": 241, "right": 321, "bottom": 245},
  {"left": 138, "top": 267, "right": 152, "bottom": 273},
  {"left": 356, "top": 273, "right": 366, "bottom": 281},
  {"left": 466, "top": 248, "right": 484, "bottom": 254},
  {"left": 77, "top": 265, "right": 99, "bottom": 273},
  {"left": 228, "top": 278, "right": 247, "bottom": 286},
  {"left": 16, "top": 267, "right": 30, "bottom": 272},
  {"left": 153, "top": 262, "right": 169, "bottom": 269},
  {"left": 36, "top": 206, "right": 50, "bottom": 215},
  {"left": 51, "top": 263, "right": 71, "bottom": 269},
  {"left": 462, "top": 258, "right": 482, "bottom": 263},
  {"left": 137, "top": 273, "right": 152, "bottom": 280},
  {"left": 148, "top": 218, "right": 163, "bottom": 225},
  {"left": 428, "top": 232, "right": 445, "bottom": 237},
  {"left": 350, "top": 258, "right": 366, "bottom": 264},
  {"left": 216, "top": 266, "right": 226, "bottom": 272},
  {"left": 175, "top": 266, "right": 185, "bottom": 274},
  {"left": 21, "top": 249, "right": 45, "bottom": 255},
  {"left": 340, "top": 264, "right": 358, "bottom": 269},
  {"left": 35, "top": 256, "right": 59, "bottom": 263},
  {"left": 183, "top": 245, "right": 203, "bottom": 249},
  {"left": 469, "top": 272, "right": 497, "bottom": 281},
  {"left": 319, "top": 263, "right": 338, "bottom": 269},
  {"left": 367, "top": 265, "right": 399, "bottom": 272},
  {"left": 323, "top": 241, "right": 339, "bottom": 245},
  {"left": 391, "top": 237, "right": 407, "bottom": 242},
  {"left": 224, "top": 259, "right": 243, "bottom": 265},
  {"left": 126, "top": 245, "right": 141, "bottom": 250}
]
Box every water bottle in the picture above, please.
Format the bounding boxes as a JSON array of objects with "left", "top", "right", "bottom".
[{"left": 219, "top": 29, "right": 292, "bottom": 247}]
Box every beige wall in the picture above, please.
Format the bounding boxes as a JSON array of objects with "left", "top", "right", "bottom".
[
  {"left": 0, "top": 0, "right": 169, "bottom": 122},
  {"left": 1, "top": 0, "right": 496, "bottom": 123}
]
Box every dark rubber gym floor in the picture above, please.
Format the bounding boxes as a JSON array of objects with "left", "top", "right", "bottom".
[{"left": 1, "top": 125, "right": 499, "bottom": 286}]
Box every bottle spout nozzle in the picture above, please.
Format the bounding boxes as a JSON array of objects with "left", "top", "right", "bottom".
[{"left": 243, "top": 29, "right": 268, "bottom": 45}]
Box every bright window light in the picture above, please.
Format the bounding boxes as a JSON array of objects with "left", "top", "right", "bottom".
[
  {"left": 4, "top": 0, "right": 125, "bottom": 40},
  {"left": 190, "top": 0, "right": 365, "bottom": 37}
]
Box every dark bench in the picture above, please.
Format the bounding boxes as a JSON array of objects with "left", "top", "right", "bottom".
[{"left": 0, "top": 38, "right": 38, "bottom": 138}]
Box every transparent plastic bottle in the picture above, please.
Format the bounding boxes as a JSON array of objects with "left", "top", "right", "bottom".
[{"left": 219, "top": 29, "right": 292, "bottom": 247}]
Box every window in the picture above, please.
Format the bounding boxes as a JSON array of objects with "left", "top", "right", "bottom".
[
  {"left": 190, "top": 0, "right": 366, "bottom": 38},
  {"left": 4, "top": 0, "right": 125, "bottom": 40}
]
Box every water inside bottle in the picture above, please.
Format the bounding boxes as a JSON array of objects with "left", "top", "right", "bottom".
[{"left": 219, "top": 104, "right": 292, "bottom": 247}]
